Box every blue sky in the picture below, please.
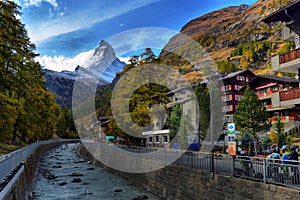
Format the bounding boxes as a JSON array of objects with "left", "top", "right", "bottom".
[{"left": 14, "top": 0, "right": 257, "bottom": 71}]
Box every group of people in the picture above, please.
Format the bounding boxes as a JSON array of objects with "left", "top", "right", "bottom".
[
  {"left": 268, "top": 145, "right": 299, "bottom": 165},
  {"left": 237, "top": 145, "right": 299, "bottom": 183},
  {"left": 268, "top": 145, "right": 299, "bottom": 183}
]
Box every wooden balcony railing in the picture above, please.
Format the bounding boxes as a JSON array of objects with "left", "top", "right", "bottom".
[
  {"left": 280, "top": 88, "right": 300, "bottom": 101},
  {"left": 279, "top": 48, "right": 300, "bottom": 64}
]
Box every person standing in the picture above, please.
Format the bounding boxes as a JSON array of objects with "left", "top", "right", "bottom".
[
  {"left": 289, "top": 146, "right": 299, "bottom": 163},
  {"left": 281, "top": 146, "right": 289, "bottom": 181},
  {"left": 288, "top": 146, "right": 299, "bottom": 184},
  {"left": 281, "top": 146, "right": 289, "bottom": 164}
]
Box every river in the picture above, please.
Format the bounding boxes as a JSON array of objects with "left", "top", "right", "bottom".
[{"left": 30, "top": 143, "right": 161, "bottom": 200}]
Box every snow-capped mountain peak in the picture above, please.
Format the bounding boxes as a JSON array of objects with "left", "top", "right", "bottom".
[{"left": 80, "top": 40, "right": 125, "bottom": 82}]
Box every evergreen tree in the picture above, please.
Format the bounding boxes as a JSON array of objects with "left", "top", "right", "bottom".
[
  {"left": 235, "top": 85, "right": 270, "bottom": 155},
  {"left": 168, "top": 104, "right": 181, "bottom": 139},
  {"left": 140, "top": 48, "right": 156, "bottom": 64},
  {"left": 56, "top": 108, "right": 78, "bottom": 139},
  {"left": 194, "top": 84, "right": 210, "bottom": 140},
  {"left": 275, "top": 117, "right": 285, "bottom": 148},
  {"left": 0, "top": 1, "right": 59, "bottom": 144}
]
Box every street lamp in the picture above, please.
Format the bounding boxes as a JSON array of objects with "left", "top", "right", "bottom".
[{"left": 209, "top": 69, "right": 219, "bottom": 179}]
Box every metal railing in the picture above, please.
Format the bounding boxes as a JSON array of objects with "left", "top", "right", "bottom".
[
  {"left": 85, "top": 143, "right": 300, "bottom": 189},
  {"left": 0, "top": 139, "right": 79, "bottom": 184}
]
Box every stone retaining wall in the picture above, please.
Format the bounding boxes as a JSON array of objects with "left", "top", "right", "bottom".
[
  {"left": 77, "top": 144, "right": 300, "bottom": 200},
  {"left": 2, "top": 140, "right": 78, "bottom": 200}
]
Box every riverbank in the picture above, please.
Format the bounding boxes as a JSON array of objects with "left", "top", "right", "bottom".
[
  {"left": 31, "top": 143, "right": 160, "bottom": 200},
  {"left": 1, "top": 140, "right": 79, "bottom": 200}
]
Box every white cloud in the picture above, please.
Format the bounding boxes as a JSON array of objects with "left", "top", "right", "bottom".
[
  {"left": 36, "top": 50, "right": 94, "bottom": 72},
  {"left": 116, "top": 21, "right": 124, "bottom": 27},
  {"left": 119, "top": 57, "right": 131, "bottom": 64},
  {"left": 49, "top": 8, "right": 54, "bottom": 18},
  {"left": 21, "top": 0, "right": 58, "bottom": 8},
  {"left": 35, "top": 27, "right": 177, "bottom": 72}
]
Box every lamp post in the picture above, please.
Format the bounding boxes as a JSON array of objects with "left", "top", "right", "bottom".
[{"left": 209, "top": 69, "right": 219, "bottom": 179}]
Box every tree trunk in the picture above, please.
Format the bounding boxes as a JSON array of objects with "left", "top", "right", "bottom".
[
  {"left": 12, "top": 118, "right": 18, "bottom": 145},
  {"left": 253, "top": 135, "right": 258, "bottom": 156}
]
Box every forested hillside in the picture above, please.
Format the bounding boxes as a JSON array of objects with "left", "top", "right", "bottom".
[
  {"left": 0, "top": 1, "right": 76, "bottom": 153},
  {"left": 160, "top": 0, "right": 296, "bottom": 82}
]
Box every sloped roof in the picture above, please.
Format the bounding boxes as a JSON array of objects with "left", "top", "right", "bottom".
[
  {"left": 221, "top": 69, "right": 255, "bottom": 80},
  {"left": 242, "top": 75, "right": 299, "bottom": 91},
  {"left": 259, "top": 75, "right": 299, "bottom": 83},
  {"left": 263, "top": 0, "right": 300, "bottom": 23}
]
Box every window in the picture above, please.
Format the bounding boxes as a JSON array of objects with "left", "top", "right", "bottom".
[
  {"left": 148, "top": 137, "right": 153, "bottom": 143},
  {"left": 235, "top": 85, "right": 243, "bottom": 91},
  {"left": 283, "top": 111, "right": 289, "bottom": 116},
  {"left": 235, "top": 95, "right": 243, "bottom": 101},
  {"left": 236, "top": 75, "right": 244, "bottom": 81},
  {"left": 225, "top": 115, "right": 233, "bottom": 122},
  {"left": 274, "top": 112, "right": 280, "bottom": 117},
  {"left": 155, "top": 136, "right": 160, "bottom": 143},
  {"left": 271, "top": 86, "right": 278, "bottom": 91},
  {"left": 223, "top": 105, "right": 232, "bottom": 112},
  {"left": 245, "top": 76, "right": 249, "bottom": 82},
  {"left": 224, "top": 85, "right": 231, "bottom": 91},
  {"left": 162, "top": 136, "right": 168, "bottom": 143},
  {"left": 223, "top": 95, "right": 231, "bottom": 101}
]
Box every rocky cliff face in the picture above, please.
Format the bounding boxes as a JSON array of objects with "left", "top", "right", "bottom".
[{"left": 44, "top": 41, "right": 125, "bottom": 108}]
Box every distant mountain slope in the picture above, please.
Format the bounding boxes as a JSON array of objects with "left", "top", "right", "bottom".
[
  {"left": 160, "top": 0, "right": 296, "bottom": 82},
  {"left": 44, "top": 41, "right": 126, "bottom": 108}
]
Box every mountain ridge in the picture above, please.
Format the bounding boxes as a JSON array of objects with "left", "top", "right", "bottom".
[{"left": 44, "top": 41, "right": 126, "bottom": 108}]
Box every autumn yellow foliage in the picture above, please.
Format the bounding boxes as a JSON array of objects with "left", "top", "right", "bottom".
[{"left": 270, "top": 130, "right": 278, "bottom": 143}]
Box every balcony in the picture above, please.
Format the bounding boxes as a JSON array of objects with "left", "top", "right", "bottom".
[
  {"left": 280, "top": 88, "right": 300, "bottom": 101},
  {"left": 270, "top": 88, "right": 300, "bottom": 109},
  {"left": 257, "top": 91, "right": 272, "bottom": 100},
  {"left": 268, "top": 116, "right": 295, "bottom": 123},
  {"left": 271, "top": 48, "right": 300, "bottom": 74}
]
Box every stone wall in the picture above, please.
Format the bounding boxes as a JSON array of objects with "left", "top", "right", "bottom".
[
  {"left": 77, "top": 144, "right": 300, "bottom": 200},
  {"left": 2, "top": 140, "right": 78, "bottom": 200}
]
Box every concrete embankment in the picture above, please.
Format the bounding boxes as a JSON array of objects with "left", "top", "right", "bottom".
[
  {"left": 77, "top": 143, "right": 300, "bottom": 200},
  {"left": 1, "top": 140, "right": 79, "bottom": 200}
]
